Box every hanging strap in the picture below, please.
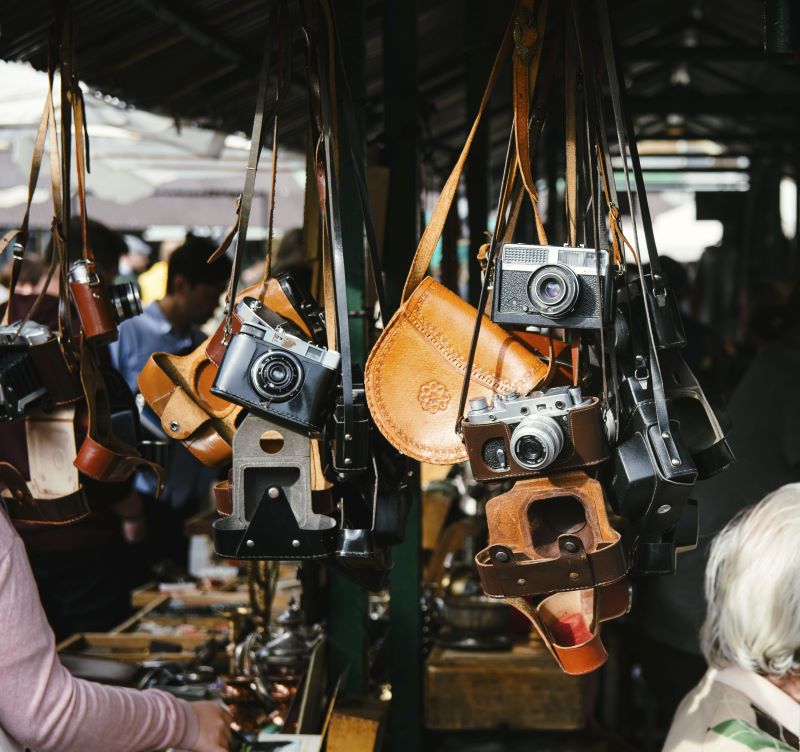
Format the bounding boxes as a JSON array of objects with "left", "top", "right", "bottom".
[
  {"left": 400, "top": 4, "right": 520, "bottom": 303},
  {"left": 513, "top": 0, "right": 549, "bottom": 245},
  {"left": 596, "top": 0, "right": 677, "bottom": 456},
  {"left": 564, "top": 40, "right": 578, "bottom": 247},
  {"left": 316, "top": 1, "right": 355, "bottom": 441},
  {"left": 217, "top": 10, "right": 278, "bottom": 344},
  {"left": 326, "top": 0, "right": 389, "bottom": 325}
]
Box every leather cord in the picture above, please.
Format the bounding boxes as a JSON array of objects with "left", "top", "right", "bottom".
[
  {"left": 596, "top": 0, "right": 677, "bottom": 457},
  {"left": 316, "top": 3, "right": 355, "bottom": 440},
  {"left": 327, "top": 1, "right": 389, "bottom": 326},
  {"left": 454, "top": 123, "right": 519, "bottom": 435},
  {"left": 220, "top": 8, "right": 278, "bottom": 343}
]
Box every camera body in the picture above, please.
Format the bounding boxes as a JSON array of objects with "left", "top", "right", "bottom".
[
  {"left": 0, "top": 321, "right": 52, "bottom": 422},
  {"left": 461, "top": 386, "right": 608, "bottom": 482},
  {"left": 69, "top": 259, "right": 142, "bottom": 343},
  {"left": 211, "top": 297, "right": 340, "bottom": 434},
  {"left": 491, "top": 244, "right": 611, "bottom": 330}
]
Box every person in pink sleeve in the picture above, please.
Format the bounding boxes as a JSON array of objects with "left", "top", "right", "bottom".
[{"left": 0, "top": 507, "right": 231, "bottom": 752}]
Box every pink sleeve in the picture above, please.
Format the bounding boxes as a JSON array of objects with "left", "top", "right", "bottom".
[{"left": 0, "top": 512, "right": 199, "bottom": 752}]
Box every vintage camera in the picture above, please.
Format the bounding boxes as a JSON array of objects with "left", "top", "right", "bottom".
[
  {"left": 211, "top": 297, "right": 340, "bottom": 434},
  {"left": 461, "top": 386, "right": 608, "bottom": 483},
  {"left": 69, "top": 259, "right": 142, "bottom": 343},
  {"left": 0, "top": 321, "right": 52, "bottom": 422},
  {"left": 491, "top": 244, "right": 612, "bottom": 330}
]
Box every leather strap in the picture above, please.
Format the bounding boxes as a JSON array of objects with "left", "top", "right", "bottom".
[
  {"left": 75, "top": 341, "right": 165, "bottom": 494},
  {"left": 401, "top": 5, "right": 519, "bottom": 303},
  {"left": 564, "top": 40, "right": 578, "bottom": 247},
  {"left": 219, "top": 10, "right": 278, "bottom": 343},
  {"left": 512, "top": 0, "right": 549, "bottom": 245},
  {"left": 316, "top": 0, "right": 355, "bottom": 439},
  {"left": 596, "top": 0, "right": 678, "bottom": 458}
]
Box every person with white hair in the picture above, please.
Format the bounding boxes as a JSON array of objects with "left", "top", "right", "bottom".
[{"left": 663, "top": 483, "right": 800, "bottom": 751}]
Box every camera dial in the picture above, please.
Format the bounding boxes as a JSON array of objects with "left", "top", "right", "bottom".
[
  {"left": 528, "top": 264, "right": 580, "bottom": 318},
  {"left": 251, "top": 350, "right": 304, "bottom": 402},
  {"left": 509, "top": 415, "right": 564, "bottom": 470}
]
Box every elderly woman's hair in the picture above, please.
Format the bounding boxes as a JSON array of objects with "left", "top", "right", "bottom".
[{"left": 701, "top": 484, "right": 800, "bottom": 677}]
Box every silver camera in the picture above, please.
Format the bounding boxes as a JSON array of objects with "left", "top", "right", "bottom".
[
  {"left": 212, "top": 298, "right": 341, "bottom": 434},
  {"left": 491, "top": 244, "right": 611, "bottom": 330}
]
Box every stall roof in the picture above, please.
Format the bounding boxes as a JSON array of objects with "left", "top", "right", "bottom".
[{"left": 0, "top": 0, "right": 796, "bottom": 187}]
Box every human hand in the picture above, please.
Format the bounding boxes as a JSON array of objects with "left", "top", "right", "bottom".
[{"left": 189, "top": 700, "right": 232, "bottom": 752}]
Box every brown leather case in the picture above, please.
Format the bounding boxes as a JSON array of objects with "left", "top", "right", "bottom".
[
  {"left": 476, "top": 471, "right": 627, "bottom": 597},
  {"left": 138, "top": 335, "right": 240, "bottom": 468},
  {"left": 70, "top": 278, "right": 117, "bottom": 343},
  {"left": 461, "top": 397, "right": 609, "bottom": 482},
  {"left": 28, "top": 338, "right": 82, "bottom": 406},
  {"left": 206, "top": 279, "right": 313, "bottom": 367},
  {"left": 364, "top": 277, "right": 548, "bottom": 464},
  {"left": 507, "top": 577, "right": 632, "bottom": 676}
]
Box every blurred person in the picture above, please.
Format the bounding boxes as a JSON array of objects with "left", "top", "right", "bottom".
[
  {"left": 137, "top": 237, "right": 183, "bottom": 305},
  {"left": 664, "top": 485, "right": 800, "bottom": 750},
  {"left": 110, "top": 235, "right": 231, "bottom": 573},
  {"left": 0, "top": 218, "right": 140, "bottom": 640},
  {"left": 637, "top": 284, "right": 800, "bottom": 732},
  {"left": 116, "top": 233, "right": 152, "bottom": 285},
  {"left": 0, "top": 504, "right": 231, "bottom": 752}
]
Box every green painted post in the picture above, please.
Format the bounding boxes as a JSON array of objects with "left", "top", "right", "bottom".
[
  {"left": 327, "top": 0, "right": 368, "bottom": 697},
  {"left": 383, "top": 1, "right": 423, "bottom": 750}
]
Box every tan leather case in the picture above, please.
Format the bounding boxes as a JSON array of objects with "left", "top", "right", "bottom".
[{"left": 364, "top": 277, "right": 548, "bottom": 464}]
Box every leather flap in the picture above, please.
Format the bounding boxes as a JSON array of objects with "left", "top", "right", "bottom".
[
  {"left": 160, "top": 387, "right": 212, "bottom": 439},
  {"left": 365, "top": 277, "right": 547, "bottom": 464}
]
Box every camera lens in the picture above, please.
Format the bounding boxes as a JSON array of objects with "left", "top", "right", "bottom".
[
  {"left": 509, "top": 416, "right": 564, "bottom": 470},
  {"left": 109, "top": 282, "right": 143, "bottom": 324},
  {"left": 528, "top": 264, "right": 579, "bottom": 318},
  {"left": 251, "top": 351, "right": 304, "bottom": 402}
]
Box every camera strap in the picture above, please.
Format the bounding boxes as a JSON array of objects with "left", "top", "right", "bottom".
[
  {"left": 316, "top": 1, "right": 355, "bottom": 440},
  {"left": 596, "top": 0, "right": 678, "bottom": 456},
  {"left": 219, "top": 6, "right": 279, "bottom": 345},
  {"left": 327, "top": 1, "right": 389, "bottom": 326}
]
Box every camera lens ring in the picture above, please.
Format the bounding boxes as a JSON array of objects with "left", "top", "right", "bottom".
[
  {"left": 509, "top": 416, "right": 564, "bottom": 470},
  {"left": 108, "top": 282, "right": 143, "bottom": 324},
  {"left": 250, "top": 350, "right": 304, "bottom": 403},
  {"left": 528, "top": 264, "right": 580, "bottom": 318}
]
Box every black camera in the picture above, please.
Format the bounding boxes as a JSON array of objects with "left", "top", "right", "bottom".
[
  {"left": 0, "top": 321, "right": 53, "bottom": 422},
  {"left": 491, "top": 243, "right": 612, "bottom": 330},
  {"left": 211, "top": 297, "right": 341, "bottom": 434}
]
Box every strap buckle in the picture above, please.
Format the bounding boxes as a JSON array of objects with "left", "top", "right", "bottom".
[{"left": 11, "top": 241, "right": 24, "bottom": 261}]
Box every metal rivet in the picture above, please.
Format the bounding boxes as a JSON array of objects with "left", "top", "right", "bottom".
[
  {"left": 569, "top": 572, "right": 580, "bottom": 581},
  {"left": 268, "top": 487, "right": 280, "bottom": 499},
  {"left": 661, "top": 431, "right": 670, "bottom": 439},
  {"left": 92, "top": 291, "right": 101, "bottom": 299},
  {"left": 407, "top": 470, "right": 414, "bottom": 477},
  {"left": 344, "top": 434, "right": 352, "bottom": 441},
  {"left": 516, "top": 578, "right": 526, "bottom": 586},
  {"left": 292, "top": 539, "right": 301, "bottom": 549},
  {"left": 493, "top": 550, "right": 510, "bottom": 563},
  {"left": 246, "top": 539, "right": 255, "bottom": 548},
  {"left": 563, "top": 540, "right": 578, "bottom": 553},
  {"left": 169, "top": 420, "right": 179, "bottom": 432},
  {"left": 671, "top": 457, "right": 681, "bottom": 466},
  {"left": 657, "top": 504, "right": 671, "bottom": 515},
  {"left": 344, "top": 458, "right": 352, "bottom": 466}
]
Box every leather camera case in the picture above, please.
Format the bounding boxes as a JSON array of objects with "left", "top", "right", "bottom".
[
  {"left": 609, "top": 376, "right": 698, "bottom": 549},
  {"left": 70, "top": 275, "right": 117, "bottom": 344},
  {"left": 476, "top": 471, "right": 627, "bottom": 598},
  {"left": 461, "top": 396, "right": 608, "bottom": 483},
  {"left": 660, "top": 349, "right": 734, "bottom": 479},
  {"left": 138, "top": 334, "right": 240, "bottom": 468},
  {"left": 212, "top": 412, "right": 336, "bottom": 560},
  {"left": 364, "top": 277, "right": 548, "bottom": 464}
]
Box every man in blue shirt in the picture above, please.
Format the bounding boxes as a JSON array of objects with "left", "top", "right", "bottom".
[{"left": 111, "top": 235, "right": 231, "bottom": 572}]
